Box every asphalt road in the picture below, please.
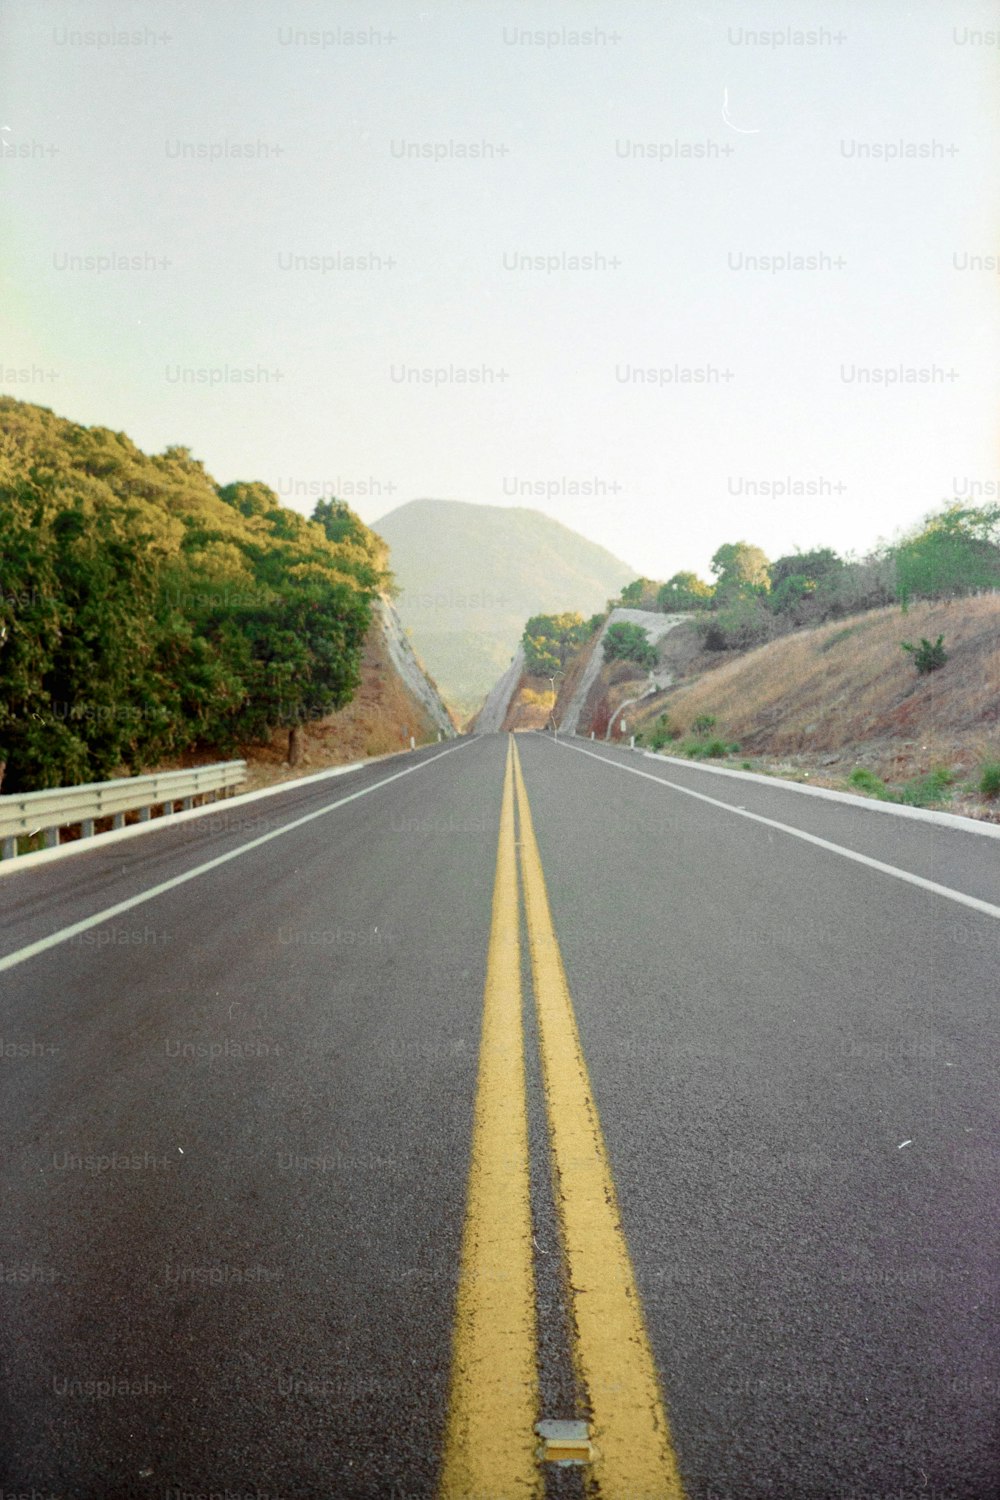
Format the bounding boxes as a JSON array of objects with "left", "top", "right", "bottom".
[{"left": 1, "top": 732, "right": 997, "bottom": 1500}]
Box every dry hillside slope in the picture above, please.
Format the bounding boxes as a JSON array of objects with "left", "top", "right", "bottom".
[
  {"left": 628, "top": 597, "right": 999, "bottom": 805},
  {"left": 640, "top": 598, "right": 997, "bottom": 746}
]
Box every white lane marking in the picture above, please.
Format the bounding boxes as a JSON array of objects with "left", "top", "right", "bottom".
[
  {"left": 0, "top": 742, "right": 448, "bottom": 878},
  {"left": 637, "top": 748, "right": 1000, "bottom": 838},
  {"left": 549, "top": 738, "right": 1000, "bottom": 922},
  {"left": 0, "top": 740, "right": 474, "bottom": 975}
]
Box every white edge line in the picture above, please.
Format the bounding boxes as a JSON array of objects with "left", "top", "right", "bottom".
[
  {"left": 550, "top": 737, "right": 1000, "bottom": 922},
  {"left": 0, "top": 739, "right": 473, "bottom": 974},
  {"left": 634, "top": 744, "right": 1000, "bottom": 839},
  {"left": 0, "top": 741, "right": 460, "bottom": 878}
]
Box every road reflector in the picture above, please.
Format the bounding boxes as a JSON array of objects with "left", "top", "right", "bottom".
[{"left": 535, "top": 1419, "right": 594, "bottom": 1464}]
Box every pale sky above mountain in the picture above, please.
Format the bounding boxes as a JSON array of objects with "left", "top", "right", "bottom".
[{"left": 1, "top": 0, "right": 997, "bottom": 579}]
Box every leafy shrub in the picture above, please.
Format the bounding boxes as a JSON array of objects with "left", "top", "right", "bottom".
[
  {"left": 648, "top": 713, "right": 680, "bottom": 751},
  {"left": 692, "top": 714, "right": 717, "bottom": 735},
  {"left": 769, "top": 573, "right": 814, "bottom": 614},
  {"left": 680, "top": 737, "right": 736, "bottom": 760},
  {"left": 603, "top": 622, "right": 658, "bottom": 668},
  {"left": 901, "top": 634, "right": 948, "bottom": 673},
  {"left": 979, "top": 762, "right": 1000, "bottom": 799},
  {"left": 698, "top": 597, "right": 775, "bottom": 651},
  {"left": 848, "top": 767, "right": 893, "bottom": 800},
  {"left": 899, "top": 768, "right": 954, "bottom": 807}
]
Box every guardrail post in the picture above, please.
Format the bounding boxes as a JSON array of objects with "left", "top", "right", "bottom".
[{"left": 0, "top": 760, "right": 247, "bottom": 859}]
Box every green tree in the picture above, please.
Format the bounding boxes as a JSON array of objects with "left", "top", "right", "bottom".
[
  {"left": 217, "top": 480, "right": 277, "bottom": 519},
  {"left": 0, "top": 397, "right": 384, "bottom": 791},
  {"left": 768, "top": 549, "right": 844, "bottom": 616},
  {"left": 893, "top": 504, "right": 1000, "bottom": 603},
  {"left": 619, "top": 577, "right": 660, "bottom": 609},
  {"left": 769, "top": 547, "right": 842, "bottom": 588},
  {"left": 710, "top": 541, "right": 771, "bottom": 600},
  {"left": 522, "top": 612, "right": 591, "bottom": 675},
  {"left": 656, "top": 571, "right": 714, "bottom": 611},
  {"left": 602, "top": 622, "right": 658, "bottom": 668}
]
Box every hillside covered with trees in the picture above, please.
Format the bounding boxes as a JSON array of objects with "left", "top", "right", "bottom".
[{"left": 0, "top": 398, "right": 390, "bottom": 793}]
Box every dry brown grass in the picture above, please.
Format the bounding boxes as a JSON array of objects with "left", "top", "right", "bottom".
[
  {"left": 632, "top": 596, "right": 1000, "bottom": 776},
  {"left": 504, "top": 677, "right": 556, "bottom": 730}
]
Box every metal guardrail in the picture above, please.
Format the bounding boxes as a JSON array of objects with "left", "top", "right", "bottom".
[{"left": 0, "top": 760, "right": 247, "bottom": 860}]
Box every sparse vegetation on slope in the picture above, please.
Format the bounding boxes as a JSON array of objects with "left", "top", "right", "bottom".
[
  {"left": 633, "top": 600, "right": 999, "bottom": 758},
  {"left": 629, "top": 597, "right": 1000, "bottom": 819}
]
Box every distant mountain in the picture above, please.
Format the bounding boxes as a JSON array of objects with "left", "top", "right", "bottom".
[{"left": 373, "top": 499, "right": 636, "bottom": 715}]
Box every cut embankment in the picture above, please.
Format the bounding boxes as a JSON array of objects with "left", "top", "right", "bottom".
[{"left": 630, "top": 597, "right": 1000, "bottom": 818}]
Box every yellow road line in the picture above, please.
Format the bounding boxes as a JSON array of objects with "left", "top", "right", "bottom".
[
  {"left": 438, "top": 739, "right": 541, "bottom": 1500},
  {"left": 512, "top": 736, "right": 686, "bottom": 1500}
]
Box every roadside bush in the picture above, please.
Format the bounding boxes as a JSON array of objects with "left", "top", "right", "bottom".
[
  {"left": 698, "top": 597, "right": 775, "bottom": 652},
  {"left": 848, "top": 767, "right": 893, "bottom": 800},
  {"left": 603, "top": 622, "right": 658, "bottom": 669},
  {"left": 979, "top": 761, "right": 1000, "bottom": 799},
  {"left": 692, "top": 714, "right": 717, "bottom": 735},
  {"left": 901, "top": 635, "right": 948, "bottom": 674},
  {"left": 899, "top": 768, "right": 954, "bottom": 807},
  {"left": 648, "top": 713, "right": 680, "bottom": 751},
  {"left": 681, "top": 737, "right": 737, "bottom": 759}
]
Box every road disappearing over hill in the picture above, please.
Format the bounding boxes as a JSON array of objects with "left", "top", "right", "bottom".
[{"left": 1, "top": 733, "right": 997, "bottom": 1498}]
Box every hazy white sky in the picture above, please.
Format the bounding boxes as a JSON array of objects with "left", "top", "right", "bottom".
[{"left": 2, "top": 0, "right": 998, "bottom": 578}]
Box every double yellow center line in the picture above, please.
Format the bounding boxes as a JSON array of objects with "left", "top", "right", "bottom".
[{"left": 439, "top": 736, "right": 685, "bottom": 1500}]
